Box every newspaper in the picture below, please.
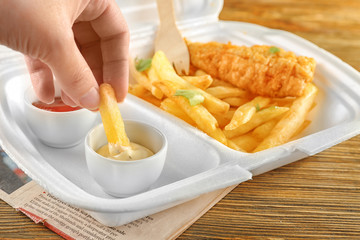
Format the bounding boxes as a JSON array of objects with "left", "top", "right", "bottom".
[{"left": 0, "top": 149, "right": 236, "bottom": 240}]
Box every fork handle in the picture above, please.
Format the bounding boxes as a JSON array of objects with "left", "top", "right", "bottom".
[{"left": 156, "top": 0, "right": 177, "bottom": 28}]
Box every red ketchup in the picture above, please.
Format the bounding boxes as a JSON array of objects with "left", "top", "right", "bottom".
[{"left": 32, "top": 97, "right": 82, "bottom": 112}]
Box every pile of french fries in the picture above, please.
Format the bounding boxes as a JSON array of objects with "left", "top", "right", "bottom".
[{"left": 129, "top": 51, "right": 317, "bottom": 153}]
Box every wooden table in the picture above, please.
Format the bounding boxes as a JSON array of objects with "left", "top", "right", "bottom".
[{"left": 1, "top": 0, "right": 360, "bottom": 239}]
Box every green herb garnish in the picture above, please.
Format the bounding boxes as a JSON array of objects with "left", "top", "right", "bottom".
[
  {"left": 269, "top": 46, "right": 280, "bottom": 54},
  {"left": 174, "top": 89, "right": 204, "bottom": 106},
  {"left": 264, "top": 106, "right": 278, "bottom": 111},
  {"left": 255, "top": 103, "right": 261, "bottom": 111},
  {"left": 257, "top": 106, "right": 279, "bottom": 112},
  {"left": 135, "top": 57, "right": 152, "bottom": 72}
]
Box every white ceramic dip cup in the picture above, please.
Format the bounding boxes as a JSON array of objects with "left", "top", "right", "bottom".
[
  {"left": 24, "top": 87, "right": 98, "bottom": 148},
  {"left": 85, "top": 120, "right": 168, "bottom": 197}
]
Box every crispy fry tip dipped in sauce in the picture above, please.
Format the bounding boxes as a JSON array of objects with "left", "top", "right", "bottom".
[{"left": 98, "top": 83, "right": 154, "bottom": 160}]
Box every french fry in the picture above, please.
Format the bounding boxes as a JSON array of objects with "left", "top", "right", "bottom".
[
  {"left": 270, "top": 97, "right": 296, "bottom": 107},
  {"left": 147, "top": 67, "right": 164, "bottom": 93},
  {"left": 99, "top": 83, "right": 130, "bottom": 156},
  {"left": 225, "top": 97, "right": 271, "bottom": 130},
  {"left": 181, "top": 75, "right": 213, "bottom": 89},
  {"left": 231, "top": 134, "right": 260, "bottom": 153},
  {"left": 138, "top": 91, "right": 162, "bottom": 107},
  {"left": 251, "top": 118, "right": 279, "bottom": 140},
  {"left": 128, "top": 84, "right": 147, "bottom": 97},
  {"left": 160, "top": 98, "right": 196, "bottom": 126},
  {"left": 205, "top": 86, "right": 249, "bottom": 99},
  {"left": 290, "top": 120, "right": 311, "bottom": 140},
  {"left": 207, "top": 127, "right": 228, "bottom": 145},
  {"left": 222, "top": 97, "right": 250, "bottom": 107},
  {"left": 129, "top": 84, "right": 162, "bottom": 107},
  {"left": 158, "top": 80, "right": 225, "bottom": 143},
  {"left": 227, "top": 139, "right": 246, "bottom": 152},
  {"left": 130, "top": 59, "right": 164, "bottom": 100},
  {"left": 210, "top": 78, "right": 236, "bottom": 88},
  {"left": 188, "top": 64, "right": 198, "bottom": 76},
  {"left": 155, "top": 77, "right": 231, "bottom": 137},
  {"left": 213, "top": 109, "right": 235, "bottom": 129},
  {"left": 194, "top": 69, "right": 208, "bottom": 76},
  {"left": 193, "top": 69, "right": 229, "bottom": 89},
  {"left": 254, "top": 83, "right": 318, "bottom": 152},
  {"left": 310, "top": 102, "right": 317, "bottom": 112},
  {"left": 224, "top": 106, "right": 289, "bottom": 139},
  {"left": 147, "top": 66, "right": 160, "bottom": 83},
  {"left": 155, "top": 78, "right": 219, "bottom": 133},
  {"left": 153, "top": 81, "right": 177, "bottom": 98},
  {"left": 171, "top": 95, "right": 218, "bottom": 133},
  {"left": 152, "top": 51, "right": 230, "bottom": 114}
]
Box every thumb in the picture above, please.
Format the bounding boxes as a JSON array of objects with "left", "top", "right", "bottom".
[{"left": 45, "top": 39, "right": 100, "bottom": 110}]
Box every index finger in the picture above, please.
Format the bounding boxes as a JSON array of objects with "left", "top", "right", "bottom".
[{"left": 89, "top": 0, "right": 130, "bottom": 102}]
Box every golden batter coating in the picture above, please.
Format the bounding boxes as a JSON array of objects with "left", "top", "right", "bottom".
[{"left": 187, "top": 41, "right": 316, "bottom": 98}]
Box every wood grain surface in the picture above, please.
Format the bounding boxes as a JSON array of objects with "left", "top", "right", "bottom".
[{"left": 1, "top": 0, "right": 360, "bottom": 239}]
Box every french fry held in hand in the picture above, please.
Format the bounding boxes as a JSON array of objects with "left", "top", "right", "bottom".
[{"left": 99, "top": 83, "right": 130, "bottom": 156}]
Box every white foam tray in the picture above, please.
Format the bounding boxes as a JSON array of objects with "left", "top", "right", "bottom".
[{"left": 1, "top": 0, "right": 360, "bottom": 226}]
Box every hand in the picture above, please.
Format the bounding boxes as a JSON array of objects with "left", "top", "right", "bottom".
[{"left": 0, "top": 0, "right": 129, "bottom": 110}]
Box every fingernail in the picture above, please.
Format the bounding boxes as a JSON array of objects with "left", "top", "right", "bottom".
[
  {"left": 43, "top": 98, "right": 55, "bottom": 104},
  {"left": 79, "top": 87, "right": 99, "bottom": 110},
  {"left": 62, "top": 97, "right": 78, "bottom": 107},
  {"left": 61, "top": 92, "right": 77, "bottom": 107},
  {"left": 38, "top": 94, "right": 54, "bottom": 104}
]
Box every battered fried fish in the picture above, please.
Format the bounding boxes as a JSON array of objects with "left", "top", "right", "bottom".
[{"left": 187, "top": 41, "right": 316, "bottom": 98}]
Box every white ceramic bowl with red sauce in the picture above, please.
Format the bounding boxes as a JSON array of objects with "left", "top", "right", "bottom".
[{"left": 24, "top": 87, "right": 98, "bottom": 148}]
